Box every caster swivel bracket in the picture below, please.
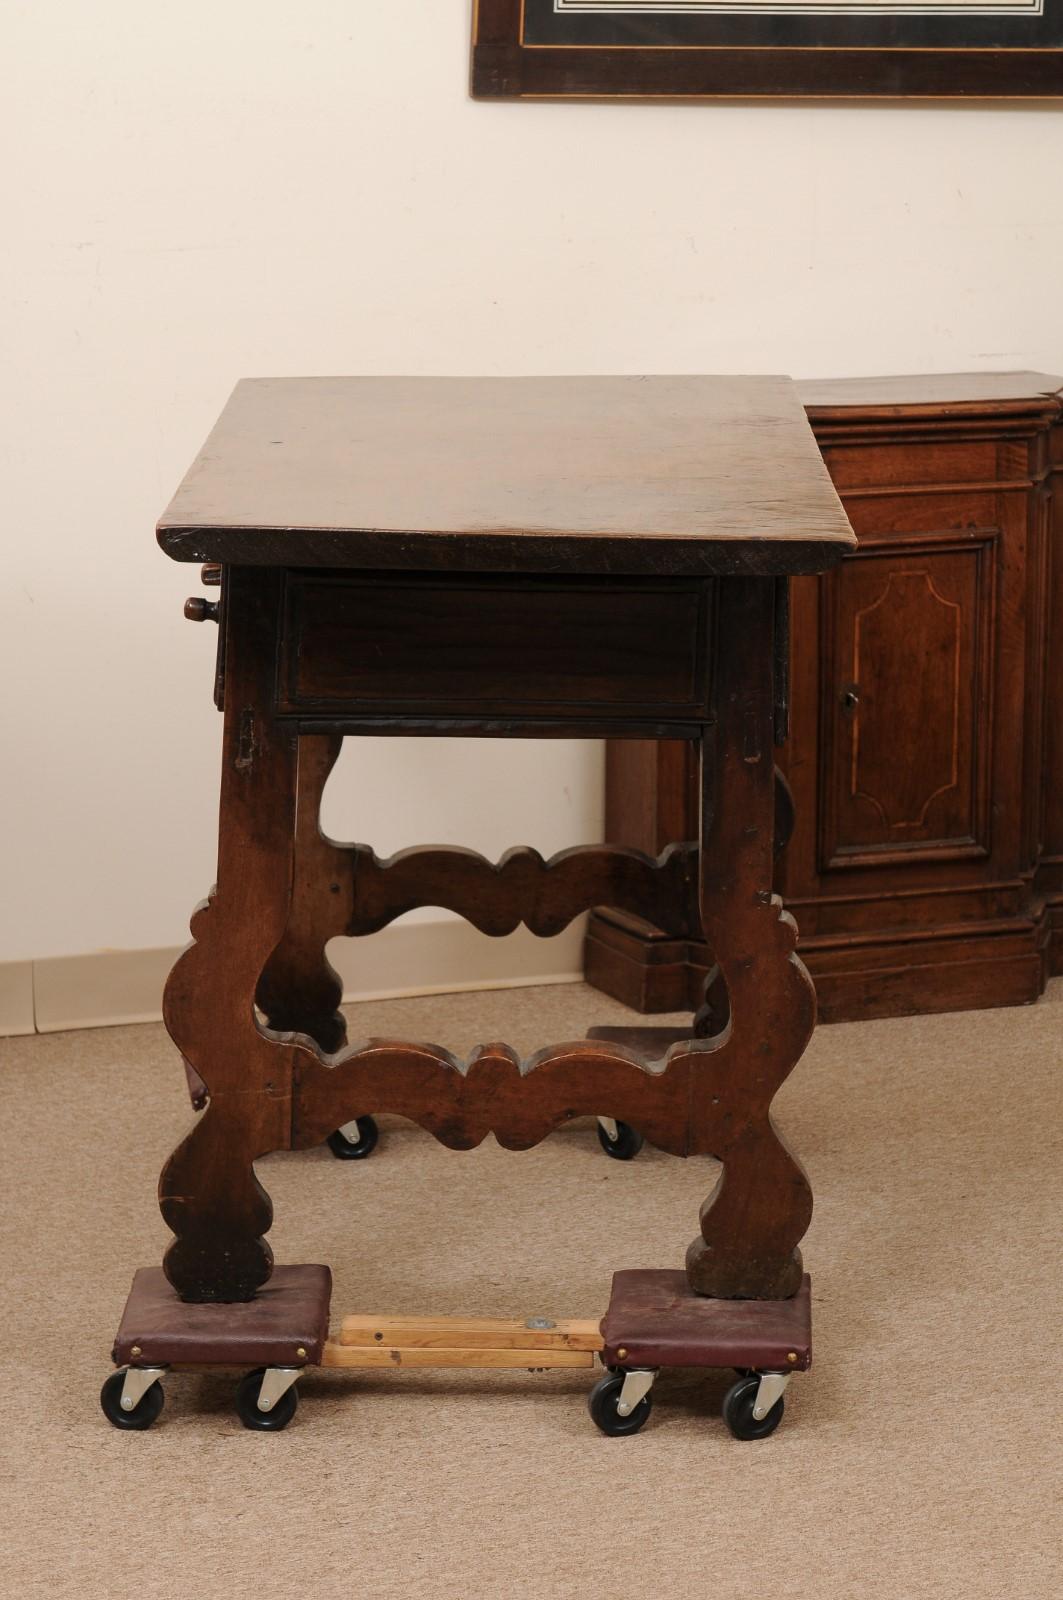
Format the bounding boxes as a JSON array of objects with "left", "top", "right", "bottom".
[
  {"left": 752, "top": 1371, "right": 790, "bottom": 1421},
  {"left": 119, "top": 1366, "right": 167, "bottom": 1413},
  {"left": 255, "top": 1366, "right": 302, "bottom": 1413},
  {"left": 616, "top": 1368, "right": 657, "bottom": 1418}
]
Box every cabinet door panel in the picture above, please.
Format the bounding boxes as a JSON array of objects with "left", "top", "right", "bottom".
[{"left": 820, "top": 537, "right": 995, "bottom": 870}]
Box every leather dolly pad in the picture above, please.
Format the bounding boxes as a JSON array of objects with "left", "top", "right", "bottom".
[
  {"left": 112, "top": 1265, "right": 332, "bottom": 1368},
  {"left": 601, "top": 1270, "right": 811, "bottom": 1372}
]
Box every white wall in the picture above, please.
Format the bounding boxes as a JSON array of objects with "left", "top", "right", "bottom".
[{"left": 5, "top": 1, "right": 1063, "bottom": 964}]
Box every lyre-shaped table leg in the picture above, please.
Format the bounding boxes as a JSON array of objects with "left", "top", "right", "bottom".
[
  {"left": 685, "top": 577, "right": 815, "bottom": 1300},
  {"left": 160, "top": 569, "right": 308, "bottom": 1302}
]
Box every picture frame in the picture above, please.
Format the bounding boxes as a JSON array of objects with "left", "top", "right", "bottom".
[{"left": 472, "top": 0, "right": 1063, "bottom": 99}]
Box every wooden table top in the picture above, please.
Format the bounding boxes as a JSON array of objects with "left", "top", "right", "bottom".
[
  {"left": 158, "top": 375, "right": 855, "bottom": 577},
  {"left": 800, "top": 370, "right": 1063, "bottom": 415}
]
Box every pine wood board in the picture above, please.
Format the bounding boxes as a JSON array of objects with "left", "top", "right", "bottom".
[
  {"left": 336, "top": 1314, "right": 603, "bottom": 1352},
  {"left": 320, "top": 1343, "right": 597, "bottom": 1371}
]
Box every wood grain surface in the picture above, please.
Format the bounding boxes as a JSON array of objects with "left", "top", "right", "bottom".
[
  {"left": 157, "top": 376, "right": 854, "bottom": 576},
  {"left": 336, "top": 1315, "right": 602, "bottom": 1351},
  {"left": 799, "top": 370, "right": 1063, "bottom": 413},
  {"left": 320, "top": 1343, "right": 596, "bottom": 1370}
]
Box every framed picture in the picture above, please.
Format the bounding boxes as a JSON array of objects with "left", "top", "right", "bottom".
[{"left": 472, "top": 0, "right": 1063, "bottom": 98}]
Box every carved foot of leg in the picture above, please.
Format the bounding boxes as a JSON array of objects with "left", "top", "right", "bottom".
[
  {"left": 164, "top": 1232, "right": 275, "bottom": 1305},
  {"left": 685, "top": 1237, "right": 804, "bottom": 1301},
  {"left": 685, "top": 1134, "right": 812, "bottom": 1300},
  {"left": 160, "top": 1109, "right": 275, "bottom": 1302}
]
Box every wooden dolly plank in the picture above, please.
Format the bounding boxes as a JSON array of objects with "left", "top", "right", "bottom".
[
  {"left": 325, "top": 1314, "right": 603, "bottom": 1368},
  {"left": 336, "top": 1314, "right": 603, "bottom": 1351},
  {"left": 321, "top": 1344, "right": 595, "bottom": 1370}
]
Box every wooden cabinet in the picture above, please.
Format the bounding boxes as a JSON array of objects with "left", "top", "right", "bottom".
[{"left": 585, "top": 371, "right": 1063, "bottom": 1022}]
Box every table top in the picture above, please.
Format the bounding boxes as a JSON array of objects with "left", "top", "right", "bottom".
[
  {"left": 157, "top": 375, "right": 855, "bottom": 577},
  {"left": 800, "top": 369, "right": 1063, "bottom": 414}
]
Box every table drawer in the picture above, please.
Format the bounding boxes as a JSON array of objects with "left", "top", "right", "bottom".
[{"left": 277, "top": 573, "right": 710, "bottom": 721}]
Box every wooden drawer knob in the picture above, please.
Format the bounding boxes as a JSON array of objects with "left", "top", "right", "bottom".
[{"left": 184, "top": 597, "right": 220, "bottom": 623}]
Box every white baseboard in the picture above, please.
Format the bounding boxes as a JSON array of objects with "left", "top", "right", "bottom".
[
  {"left": 1, "top": 918, "right": 586, "bottom": 1037},
  {"left": 0, "top": 962, "right": 34, "bottom": 1037},
  {"left": 329, "top": 919, "right": 585, "bottom": 1005}
]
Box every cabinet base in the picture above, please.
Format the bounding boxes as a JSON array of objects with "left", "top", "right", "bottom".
[{"left": 585, "top": 903, "right": 1058, "bottom": 1025}]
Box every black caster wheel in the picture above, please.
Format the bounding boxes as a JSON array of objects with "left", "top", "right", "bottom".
[
  {"left": 597, "top": 1120, "right": 644, "bottom": 1162},
  {"left": 100, "top": 1370, "right": 164, "bottom": 1431},
  {"left": 235, "top": 1369, "right": 299, "bottom": 1432},
  {"left": 587, "top": 1372, "right": 653, "bottom": 1437},
  {"left": 326, "top": 1115, "right": 379, "bottom": 1161},
  {"left": 722, "top": 1375, "right": 785, "bottom": 1441}
]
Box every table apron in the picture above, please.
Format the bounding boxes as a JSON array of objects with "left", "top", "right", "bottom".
[
  {"left": 287, "top": 715, "right": 710, "bottom": 738},
  {"left": 275, "top": 571, "right": 713, "bottom": 725}
]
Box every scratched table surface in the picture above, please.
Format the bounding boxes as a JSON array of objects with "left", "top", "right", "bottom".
[{"left": 157, "top": 374, "right": 855, "bottom": 576}]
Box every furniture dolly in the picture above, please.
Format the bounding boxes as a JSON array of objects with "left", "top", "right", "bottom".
[
  {"left": 102, "top": 1264, "right": 811, "bottom": 1440},
  {"left": 102, "top": 375, "right": 852, "bottom": 1440}
]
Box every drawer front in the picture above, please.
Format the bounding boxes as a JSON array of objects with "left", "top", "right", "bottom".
[
  {"left": 838, "top": 488, "right": 1005, "bottom": 541},
  {"left": 277, "top": 574, "right": 710, "bottom": 721},
  {"left": 820, "top": 437, "right": 1020, "bottom": 492}
]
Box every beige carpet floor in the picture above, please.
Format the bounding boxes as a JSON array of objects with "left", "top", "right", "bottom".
[{"left": 1, "top": 981, "right": 1061, "bottom": 1600}]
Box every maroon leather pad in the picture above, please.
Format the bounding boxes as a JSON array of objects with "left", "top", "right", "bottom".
[
  {"left": 600, "top": 1270, "right": 811, "bottom": 1371},
  {"left": 112, "top": 1264, "right": 332, "bottom": 1368}
]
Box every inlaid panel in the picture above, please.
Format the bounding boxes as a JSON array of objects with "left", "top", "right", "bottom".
[{"left": 818, "top": 535, "right": 996, "bottom": 870}]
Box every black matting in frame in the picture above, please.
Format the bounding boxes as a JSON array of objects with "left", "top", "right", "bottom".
[{"left": 524, "top": 0, "right": 1063, "bottom": 50}]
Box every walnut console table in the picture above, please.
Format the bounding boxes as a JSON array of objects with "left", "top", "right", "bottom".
[{"left": 105, "top": 375, "right": 854, "bottom": 1435}]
